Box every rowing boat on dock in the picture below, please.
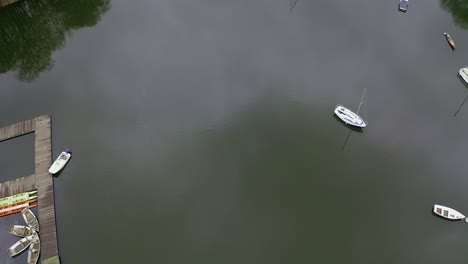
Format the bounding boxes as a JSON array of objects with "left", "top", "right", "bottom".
[
  {"left": 22, "top": 208, "right": 39, "bottom": 232},
  {"left": 9, "top": 225, "right": 34, "bottom": 237},
  {"left": 27, "top": 233, "right": 40, "bottom": 264},
  {"left": 0, "top": 197, "right": 37, "bottom": 211},
  {"left": 7, "top": 235, "right": 34, "bottom": 257},
  {"left": 0, "top": 190, "right": 37, "bottom": 207},
  {"left": 0, "top": 204, "right": 37, "bottom": 217}
]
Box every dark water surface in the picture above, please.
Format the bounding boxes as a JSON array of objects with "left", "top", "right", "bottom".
[{"left": 1, "top": 0, "right": 468, "bottom": 263}]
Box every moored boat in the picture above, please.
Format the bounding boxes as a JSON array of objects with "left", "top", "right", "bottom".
[
  {"left": 444, "top": 32, "right": 456, "bottom": 50},
  {"left": 0, "top": 198, "right": 37, "bottom": 212},
  {"left": 7, "top": 235, "right": 34, "bottom": 257},
  {"left": 27, "top": 233, "right": 40, "bottom": 264},
  {"left": 334, "top": 104, "right": 367, "bottom": 128},
  {"left": 459, "top": 67, "right": 468, "bottom": 85},
  {"left": 0, "top": 204, "right": 37, "bottom": 217},
  {"left": 49, "top": 148, "right": 72, "bottom": 174},
  {"left": 9, "top": 225, "right": 34, "bottom": 237},
  {"left": 0, "top": 190, "right": 37, "bottom": 207},
  {"left": 22, "top": 208, "right": 39, "bottom": 231},
  {"left": 433, "top": 204, "right": 465, "bottom": 220}
]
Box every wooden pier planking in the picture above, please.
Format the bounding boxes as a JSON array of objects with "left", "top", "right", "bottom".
[
  {"left": 0, "top": 119, "right": 34, "bottom": 142},
  {"left": 0, "top": 115, "right": 60, "bottom": 264},
  {"left": 0, "top": 174, "right": 36, "bottom": 197}
]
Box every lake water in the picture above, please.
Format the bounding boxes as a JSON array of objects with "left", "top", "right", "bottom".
[{"left": 1, "top": 0, "right": 468, "bottom": 263}]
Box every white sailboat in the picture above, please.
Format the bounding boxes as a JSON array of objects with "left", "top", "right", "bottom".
[
  {"left": 334, "top": 88, "right": 367, "bottom": 128},
  {"left": 49, "top": 148, "right": 72, "bottom": 174},
  {"left": 433, "top": 204, "right": 465, "bottom": 220}
]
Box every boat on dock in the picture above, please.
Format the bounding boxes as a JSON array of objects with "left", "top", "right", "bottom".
[
  {"left": 0, "top": 196, "right": 37, "bottom": 213},
  {"left": 22, "top": 208, "right": 39, "bottom": 231},
  {"left": 49, "top": 148, "right": 72, "bottom": 174},
  {"left": 0, "top": 204, "right": 37, "bottom": 217},
  {"left": 9, "top": 225, "right": 34, "bottom": 237},
  {"left": 444, "top": 33, "right": 456, "bottom": 50},
  {"left": 0, "top": 199, "right": 37, "bottom": 217},
  {"left": 0, "top": 190, "right": 37, "bottom": 207},
  {"left": 433, "top": 204, "right": 465, "bottom": 220},
  {"left": 7, "top": 235, "right": 34, "bottom": 257},
  {"left": 27, "top": 233, "right": 40, "bottom": 264},
  {"left": 334, "top": 105, "right": 367, "bottom": 128}
]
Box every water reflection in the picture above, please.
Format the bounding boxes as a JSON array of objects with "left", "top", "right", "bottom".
[
  {"left": 332, "top": 114, "right": 364, "bottom": 150},
  {"left": 441, "top": 0, "right": 468, "bottom": 29},
  {"left": 0, "top": 0, "right": 110, "bottom": 81}
]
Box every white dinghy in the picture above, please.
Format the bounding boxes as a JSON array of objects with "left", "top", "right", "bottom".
[
  {"left": 433, "top": 204, "right": 465, "bottom": 220},
  {"left": 49, "top": 148, "right": 72, "bottom": 174}
]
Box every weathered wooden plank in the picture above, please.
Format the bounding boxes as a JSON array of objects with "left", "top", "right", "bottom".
[{"left": 0, "top": 119, "right": 34, "bottom": 142}]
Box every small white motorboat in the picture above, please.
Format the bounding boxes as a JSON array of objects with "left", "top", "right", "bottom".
[
  {"left": 459, "top": 67, "right": 468, "bottom": 85},
  {"left": 49, "top": 148, "right": 72, "bottom": 174},
  {"left": 334, "top": 104, "right": 367, "bottom": 128},
  {"left": 433, "top": 204, "right": 465, "bottom": 220}
]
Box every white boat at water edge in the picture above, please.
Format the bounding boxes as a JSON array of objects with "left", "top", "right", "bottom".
[
  {"left": 459, "top": 67, "right": 468, "bottom": 84},
  {"left": 9, "top": 225, "right": 34, "bottom": 237},
  {"left": 7, "top": 235, "right": 34, "bottom": 257},
  {"left": 433, "top": 204, "right": 465, "bottom": 220},
  {"left": 334, "top": 104, "right": 367, "bottom": 128},
  {"left": 49, "top": 148, "right": 72, "bottom": 174}
]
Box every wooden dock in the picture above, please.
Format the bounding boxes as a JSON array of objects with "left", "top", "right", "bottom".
[{"left": 0, "top": 115, "right": 60, "bottom": 264}]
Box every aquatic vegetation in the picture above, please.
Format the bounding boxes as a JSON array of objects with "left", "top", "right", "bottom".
[
  {"left": 0, "top": 0, "right": 110, "bottom": 81},
  {"left": 441, "top": 0, "right": 468, "bottom": 29}
]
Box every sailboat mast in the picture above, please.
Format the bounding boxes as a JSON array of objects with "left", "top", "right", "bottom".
[{"left": 356, "top": 88, "right": 366, "bottom": 118}]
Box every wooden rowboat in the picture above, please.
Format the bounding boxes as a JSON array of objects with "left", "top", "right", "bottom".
[
  {"left": 444, "top": 32, "right": 456, "bottom": 50},
  {"left": 27, "top": 233, "right": 40, "bottom": 264},
  {"left": 9, "top": 225, "right": 34, "bottom": 238},
  {"left": 7, "top": 235, "right": 34, "bottom": 257},
  {"left": 22, "top": 208, "right": 39, "bottom": 232}
]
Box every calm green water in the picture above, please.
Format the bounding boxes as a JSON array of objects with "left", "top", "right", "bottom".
[{"left": 1, "top": 0, "right": 468, "bottom": 263}]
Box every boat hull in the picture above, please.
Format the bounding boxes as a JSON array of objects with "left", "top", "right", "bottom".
[
  {"left": 22, "top": 208, "right": 39, "bottom": 232},
  {"left": 459, "top": 68, "right": 468, "bottom": 85},
  {"left": 334, "top": 104, "right": 367, "bottom": 128},
  {"left": 9, "top": 225, "right": 34, "bottom": 238},
  {"left": 27, "top": 233, "right": 40, "bottom": 264},
  {"left": 445, "top": 33, "right": 456, "bottom": 50},
  {"left": 7, "top": 235, "right": 34, "bottom": 257},
  {"left": 433, "top": 204, "right": 465, "bottom": 220},
  {"left": 49, "top": 151, "right": 71, "bottom": 174}
]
